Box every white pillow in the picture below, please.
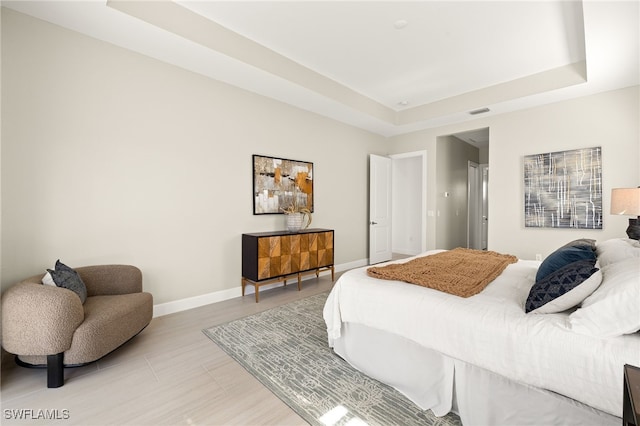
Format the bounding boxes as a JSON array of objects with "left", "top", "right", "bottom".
[
  {"left": 529, "top": 269, "right": 602, "bottom": 314},
  {"left": 42, "top": 271, "right": 56, "bottom": 286},
  {"left": 569, "top": 257, "right": 640, "bottom": 338},
  {"left": 596, "top": 238, "right": 640, "bottom": 268}
]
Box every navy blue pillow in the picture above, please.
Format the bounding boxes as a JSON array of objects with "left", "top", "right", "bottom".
[
  {"left": 536, "top": 245, "right": 596, "bottom": 282},
  {"left": 526, "top": 259, "right": 599, "bottom": 313},
  {"left": 559, "top": 238, "right": 596, "bottom": 251}
]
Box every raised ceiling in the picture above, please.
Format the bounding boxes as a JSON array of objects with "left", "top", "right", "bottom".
[
  {"left": 180, "top": 1, "right": 586, "bottom": 109},
  {"left": 3, "top": 1, "right": 639, "bottom": 137}
]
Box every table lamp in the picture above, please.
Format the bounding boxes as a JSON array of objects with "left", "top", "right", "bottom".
[{"left": 611, "top": 187, "right": 640, "bottom": 240}]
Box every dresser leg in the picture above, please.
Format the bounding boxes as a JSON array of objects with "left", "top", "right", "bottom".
[
  {"left": 241, "top": 278, "right": 246, "bottom": 296},
  {"left": 255, "top": 285, "right": 260, "bottom": 303}
]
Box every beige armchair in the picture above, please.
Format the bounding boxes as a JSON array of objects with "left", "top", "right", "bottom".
[{"left": 1, "top": 265, "right": 153, "bottom": 388}]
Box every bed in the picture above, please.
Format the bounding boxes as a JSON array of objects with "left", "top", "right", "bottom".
[{"left": 323, "top": 238, "right": 640, "bottom": 425}]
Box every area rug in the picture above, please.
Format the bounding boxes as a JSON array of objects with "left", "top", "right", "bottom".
[{"left": 202, "top": 293, "right": 461, "bottom": 426}]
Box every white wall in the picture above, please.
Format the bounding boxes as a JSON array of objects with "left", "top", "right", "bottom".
[
  {"left": 486, "top": 87, "right": 639, "bottom": 258},
  {"left": 389, "top": 85, "right": 640, "bottom": 259},
  {"left": 0, "top": 9, "right": 387, "bottom": 305}
]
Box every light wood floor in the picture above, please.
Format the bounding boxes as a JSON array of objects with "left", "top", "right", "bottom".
[{"left": 1, "top": 275, "right": 339, "bottom": 426}]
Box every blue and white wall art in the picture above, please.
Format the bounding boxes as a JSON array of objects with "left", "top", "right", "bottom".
[{"left": 524, "top": 147, "right": 602, "bottom": 229}]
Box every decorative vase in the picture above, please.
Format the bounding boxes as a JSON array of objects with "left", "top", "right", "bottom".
[{"left": 286, "top": 213, "right": 303, "bottom": 232}]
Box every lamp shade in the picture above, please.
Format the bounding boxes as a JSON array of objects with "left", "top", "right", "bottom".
[{"left": 611, "top": 188, "right": 640, "bottom": 216}]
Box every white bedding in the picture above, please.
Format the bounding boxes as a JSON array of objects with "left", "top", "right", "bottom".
[{"left": 323, "top": 250, "right": 640, "bottom": 417}]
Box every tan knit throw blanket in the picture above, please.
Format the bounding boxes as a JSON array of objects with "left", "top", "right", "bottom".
[{"left": 367, "top": 248, "right": 518, "bottom": 298}]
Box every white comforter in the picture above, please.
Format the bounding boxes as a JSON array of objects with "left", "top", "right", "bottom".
[{"left": 323, "top": 251, "right": 640, "bottom": 417}]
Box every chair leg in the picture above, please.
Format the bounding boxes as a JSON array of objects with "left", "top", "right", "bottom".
[{"left": 47, "top": 353, "right": 64, "bottom": 388}]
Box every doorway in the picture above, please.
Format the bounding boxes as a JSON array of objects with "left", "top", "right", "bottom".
[
  {"left": 391, "top": 151, "right": 427, "bottom": 256},
  {"left": 368, "top": 151, "right": 427, "bottom": 264},
  {"left": 451, "top": 127, "right": 490, "bottom": 250}
]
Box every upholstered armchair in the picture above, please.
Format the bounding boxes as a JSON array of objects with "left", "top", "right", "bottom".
[{"left": 1, "top": 264, "right": 153, "bottom": 388}]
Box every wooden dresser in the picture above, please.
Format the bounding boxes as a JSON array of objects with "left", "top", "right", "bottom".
[{"left": 242, "top": 228, "right": 334, "bottom": 302}]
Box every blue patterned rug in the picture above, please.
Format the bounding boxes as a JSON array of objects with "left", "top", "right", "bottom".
[{"left": 203, "top": 293, "right": 461, "bottom": 426}]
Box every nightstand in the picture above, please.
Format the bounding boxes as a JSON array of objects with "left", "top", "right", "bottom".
[{"left": 624, "top": 364, "right": 640, "bottom": 426}]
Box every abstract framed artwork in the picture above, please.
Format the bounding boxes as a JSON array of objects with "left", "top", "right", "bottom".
[
  {"left": 524, "top": 147, "right": 602, "bottom": 229},
  {"left": 253, "top": 155, "right": 314, "bottom": 215}
]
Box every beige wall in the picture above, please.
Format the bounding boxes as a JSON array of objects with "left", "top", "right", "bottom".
[
  {"left": 0, "top": 9, "right": 386, "bottom": 303},
  {"left": 389, "top": 85, "right": 640, "bottom": 259},
  {"left": 2, "top": 8, "right": 639, "bottom": 308}
]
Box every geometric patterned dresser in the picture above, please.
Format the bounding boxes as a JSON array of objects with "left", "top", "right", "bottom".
[{"left": 242, "top": 228, "right": 334, "bottom": 302}]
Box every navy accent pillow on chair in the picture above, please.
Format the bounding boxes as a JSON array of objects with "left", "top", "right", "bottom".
[{"left": 47, "top": 260, "right": 87, "bottom": 303}]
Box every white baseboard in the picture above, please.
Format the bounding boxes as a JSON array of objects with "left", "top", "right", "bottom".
[
  {"left": 152, "top": 258, "right": 368, "bottom": 317},
  {"left": 392, "top": 248, "right": 421, "bottom": 256},
  {"left": 335, "top": 258, "right": 368, "bottom": 272},
  {"left": 152, "top": 287, "right": 239, "bottom": 317}
]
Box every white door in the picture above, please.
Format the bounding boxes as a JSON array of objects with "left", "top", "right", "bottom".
[
  {"left": 467, "top": 162, "right": 489, "bottom": 250},
  {"left": 467, "top": 161, "right": 481, "bottom": 249},
  {"left": 480, "top": 164, "right": 489, "bottom": 250},
  {"left": 369, "top": 154, "right": 392, "bottom": 264}
]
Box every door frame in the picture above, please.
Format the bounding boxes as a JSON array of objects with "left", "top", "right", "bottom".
[
  {"left": 467, "top": 161, "right": 481, "bottom": 249},
  {"left": 480, "top": 164, "right": 489, "bottom": 250},
  {"left": 467, "top": 161, "right": 489, "bottom": 250}
]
